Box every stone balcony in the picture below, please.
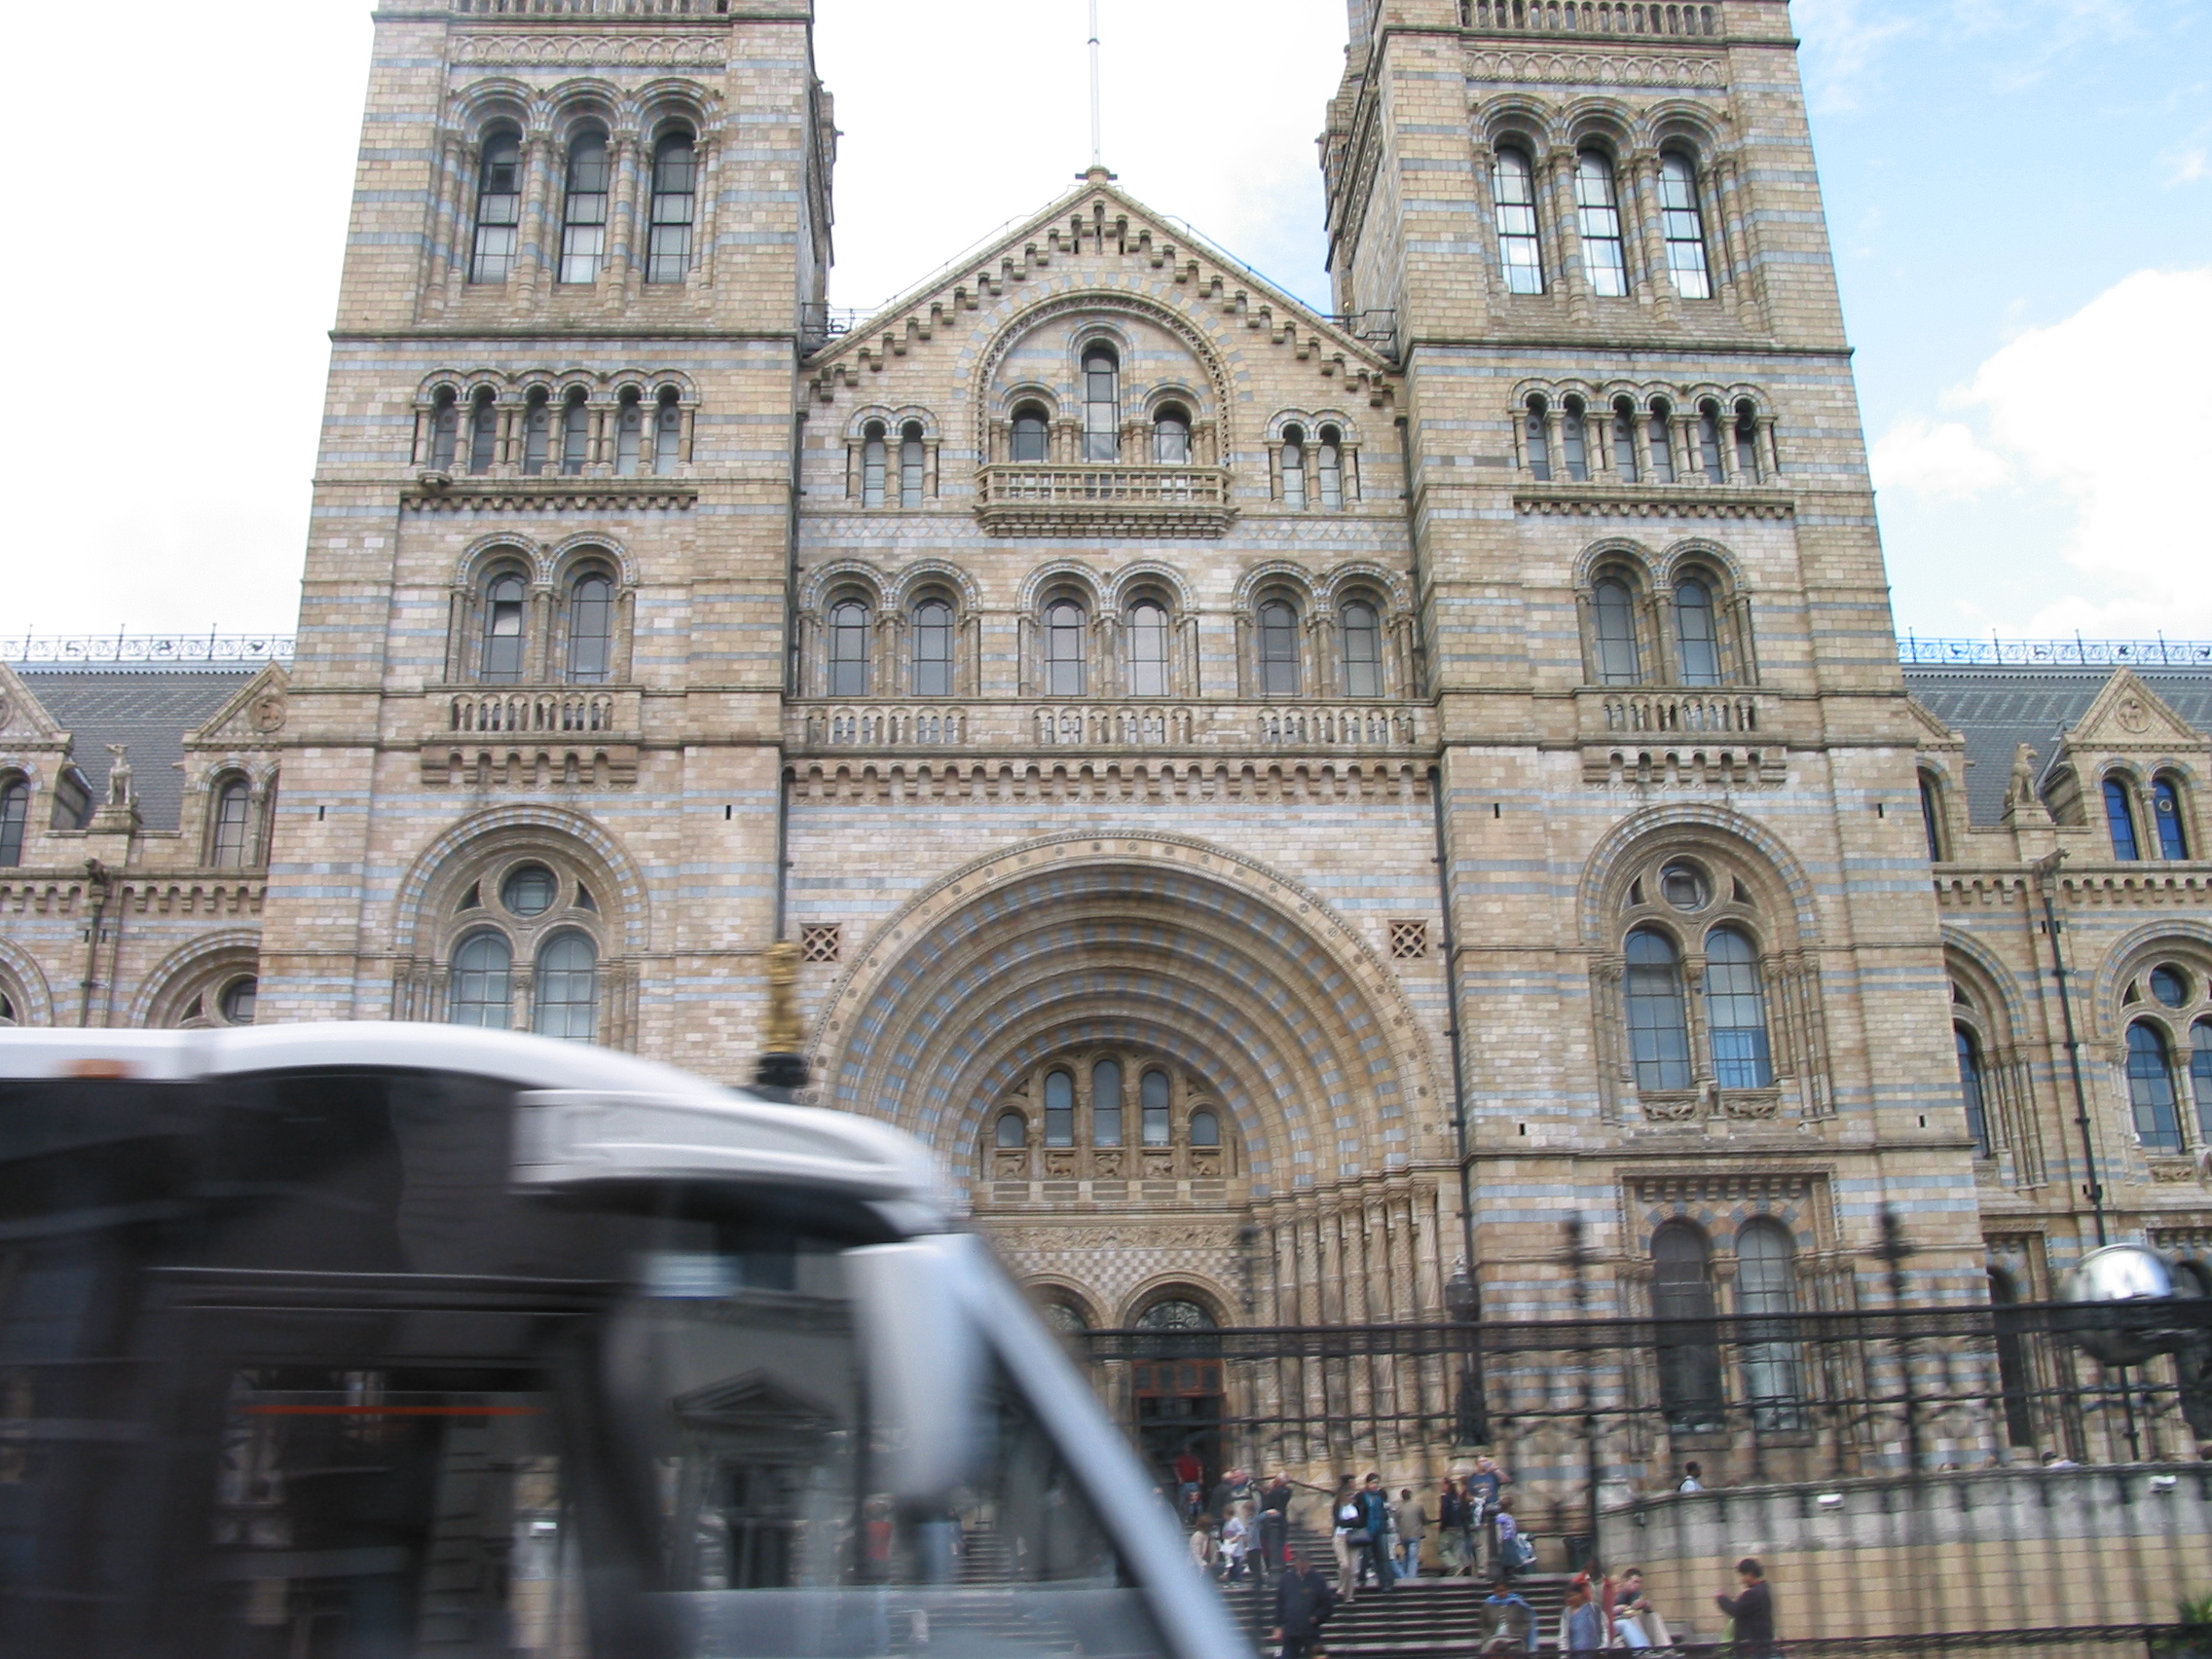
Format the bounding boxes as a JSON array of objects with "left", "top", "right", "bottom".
[
  {"left": 422, "top": 685, "right": 643, "bottom": 788},
  {"left": 790, "top": 699, "right": 1425, "bottom": 754},
  {"left": 972, "top": 463, "right": 1235, "bottom": 538},
  {"left": 1573, "top": 685, "right": 1785, "bottom": 786}
]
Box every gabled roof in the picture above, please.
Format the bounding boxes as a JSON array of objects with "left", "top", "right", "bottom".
[
  {"left": 14, "top": 670, "right": 258, "bottom": 830},
  {"left": 805, "top": 171, "right": 1395, "bottom": 407}
]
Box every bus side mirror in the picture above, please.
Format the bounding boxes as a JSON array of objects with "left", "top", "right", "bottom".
[{"left": 845, "top": 1235, "right": 985, "bottom": 1504}]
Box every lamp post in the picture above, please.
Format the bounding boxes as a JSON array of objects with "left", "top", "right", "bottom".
[
  {"left": 1564, "top": 1216, "right": 1601, "bottom": 1574},
  {"left": 1447, "top": 1265, "right": 1489, "bottom": 1448}
]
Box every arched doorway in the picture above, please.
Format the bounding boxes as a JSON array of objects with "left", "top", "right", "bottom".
[{"left": 1129, "top": 1297, "right": 1224, "bottom": 1497}]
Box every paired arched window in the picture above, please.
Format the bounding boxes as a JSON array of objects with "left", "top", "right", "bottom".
[
  {"left": 447, "top": 863, "right": 602, "bottom": 1042},
  {"left": 2124, "top": 1020, "right": 2186, "bottom": 1152},
  {"left": 1574, "top": 150, "right": 1629, "bottom": 297},
  {"left": 534, "top": 932, "right": 599, "bottom": 1041},
  {"left": 829, "top": 598, "right": 871, "bottom": 697},
  {"left": 1652, "top": 1220, "right": 1723, "bottom": 1429},
  {"left": 210, "top": 780, "right": 253, "bottom": 868},
  {"left": 2105, "top": 776, "right": 2142, "bottom": 861},
  {"left": 2116, "top": 961, "right": 2212, "bottom": 1156},
  {"left": 1675, "top": 576, "right": 1720, "bottom": 683},
  {"left": 0, "top": 778, "right": 27, "bottom": 867},
  {"left": 1658, "top": 151, "right": 1712, "bottom": 299},
  {"left": 1044, "top": 599, "right": 1088, "bottom": 696},
  {"left": 912, "top": 598, "right": 955, "bottom": 696},
  {"left": 469, "top": 130, "right": 522, "bottom": 283},
  {"left": 1342, "top": 600, "right": 1384, "bottom": 698},
  {"left": 2154, "top": 775, "right": 2190, "bottom": 859},
  {"left": 1082, "top": 347, "right": 1121, "bottom": 461},
  {"left": 1257, "top": 598, "right": 1302, "bottom": 697},
  {"left": 1493, "top": 147, "right": 1544, "bottom": 294},
  {"left": 1621, "top": 869, "right": 1778, "bottom": 1105},
  {"left": 1011, "top": 402, "right": 1051, "bottom": 462},
  {"left": 1625, "top": 928, "right": 1693, "bottom": 1090},
  {"left": 646, "top": 131, "right": 696, "bottom": 283},
  {"left": 1154, "top": 405, "right": 1192, "bottom": 464},
  {"left": 467, "top": 389, "right": 498, "bottom": 474},
  {"left": 451, "top": 931, "right": 514, "bottom": 1027},
  {"left": 2103, "top": 773, "right": 2192, "bottom": 862},
  {"left": 1704, "top": 926, "right": 1773, "bottom": 1088},
  {"left": 558, "top": 130, "right": 610, "bottom": 284},
  {"left": 567, "top": 571, "right": 616, "bottom": 682},
  {"left": 1127, "top": 599, "right": 1171, "bottom": 696},
  {"left": 1592, "top": 575, "right": 1641, "bottom": 684},
  {"left": 1955, "top": 1024, "right": 1991, "bottom": 1156},
  {"left": 1282, "top": 425, "right": 1309, "bottom": 507},
  {"left": 481, "top": 571, "right": 528, "bottom": 682}
]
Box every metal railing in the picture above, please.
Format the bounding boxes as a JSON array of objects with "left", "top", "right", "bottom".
[
  {"left": 1899, "top": 636, "right": 2212, "bottom": 668},
  {"left": 2, "top": 633, "right": 294, "bottom": 670}
]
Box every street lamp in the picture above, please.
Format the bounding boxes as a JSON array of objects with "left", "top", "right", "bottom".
[{"left": 1447, "top": 1265, "right": 1489, "bottom": 1447}]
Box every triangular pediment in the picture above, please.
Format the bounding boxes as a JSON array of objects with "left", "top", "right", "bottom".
[
  {"left": 184, "top": 662, "right": 291, "bottom": 750},
  {"left": 805, "top": 173, "right": 1395, "bottom": 409},
  {"left": 0, "top": 661, "right": 71, "bottom": 749},
  {"left": 2063, "top": 669, "right": 2206, "bottom": 752},
  {"left": 670, "top": 1369, "right": 840, "bottom": 1439}
]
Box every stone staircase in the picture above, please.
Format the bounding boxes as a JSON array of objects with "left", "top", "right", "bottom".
[{"left": 1226, "top": 1570, "right": 1573, "bottom": 1657}]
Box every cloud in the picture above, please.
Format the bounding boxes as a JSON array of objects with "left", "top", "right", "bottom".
[
  {"left": 2168, "top": 147, "right": 2211, "bottom": 187},
  {"left": 1870, "top": 418, "right": 2010, "bottom": 498}
]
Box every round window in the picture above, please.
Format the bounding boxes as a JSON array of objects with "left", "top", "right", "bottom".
[
  {"left": 1660, "top": 862, "right": 1711, "bottom": 912},
  {"left": 2150, "top": 965, "right": 2191, "bottom": 1009},
  {"left": 219, "top": 977, "right": 258, "bottom": 1025},
  {"left": 501, "top": 864, "right": 559, "bottom": 917}
]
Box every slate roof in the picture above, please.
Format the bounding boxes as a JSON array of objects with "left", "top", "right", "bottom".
[
  {"left": 17, "top": 670, "right": 257, "bottom": 832},
  {"left": 1902, "top": 666, "right": 2212, "bottom": 828}
]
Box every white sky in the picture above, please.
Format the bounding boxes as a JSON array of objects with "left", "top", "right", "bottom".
[{"left": 2, "top": 0, "right": 2205, "bottom": 644}]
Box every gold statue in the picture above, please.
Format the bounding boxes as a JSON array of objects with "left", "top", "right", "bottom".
[{"left": 754, "top": 939, "right": 809, "bottom": 1092}]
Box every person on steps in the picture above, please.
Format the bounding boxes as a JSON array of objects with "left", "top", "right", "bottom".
[
  {"left": 1271, "top": 1548, "right": 1337, "bottom": 1659},
  {"left": 1478, "top": 1573, "right": 1536, "bottom": 1655}
]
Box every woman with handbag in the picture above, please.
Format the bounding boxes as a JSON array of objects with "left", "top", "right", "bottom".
[{"left": 1331, "top": 1478, "right": 1366, "bottom": 1604}]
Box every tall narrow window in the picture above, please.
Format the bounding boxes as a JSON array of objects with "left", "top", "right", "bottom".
[
  {"left": 1127, "top": 601, "right": 1170, "bottom": 697},
  {"left": 561, "top": 390, "right": 590, "bottom": 475},
  {"left": 1524, "top": 399, "right": 1551, "bottom": 481},
  {"left": 614, "top": 391, "right": 644, "bottom": 476},
  {"left": 1342, "top": 601, "right": 1383, "bottom": 697},
  {"left": 996, "top": 1111, "right": 1027, "bottom": 1150},
  {"left": 1956, "top": 1025, "right": 1991, "bottom": 1156},
  {"left": 1493, "top": 147, "right": 1544, "bottom": 294},
  {"left": 482, "top": 572, "right": 527, "bottom": 682},
  {"left": 912, "top": 600, "right": 954, "bottom": 696},
  {"left": 1658, "top": 151, "right": 1713, "bottom": 299},
  {"left": 2105, "top": 777, "right": 2141, "bottom": 861},
  {"left": 1154, "top": 406, "right": 1191, "bottom": 464},
  {"left": 1675, "top": 578, "right": 1721, "bottom": 685},
  {"left": 1011, "top": 403, "right": 1050, "bottom": 462},
  {"left": 558, "top": 131, "right": 609, "bottom": 284},
  {"left": 1648, "top": 404, "right": 1677, "bottom": 483},
  {"left": 210, "top": 780, "right": 252, "bottom": 867},
  {"left": 861, "top": 422, "right": 887, "bottom": 506},
  {"left": 1652, "top": 1221, "right": 1723, "bottom": 1430},
  {"left": 2155, "top": 776, "right": 2189, "bottom": 859},
  {"left": 1045, "top": 600, "right": 1087, "bottom": 696},
  {"left": 1920, "top": 776, "right": 1946, "bottom": 863},
  {"left": 900, "top": 423, "right": 926, "bottom": 507},
  {"left": 1625, "top": 927, "right": 1692, "bottom": 1091},
  {"left": 1189, "top": 1109, "right": 1220, "bottom": 1147},
  {"left": 534, "top": 933, "right": 598, "bottom": 1043},
  {"left": 567, "top": 573, "right": 614, "bottom": 682},
  {"left": 1736, "top": 1219, "right": 1803, "bottom": 1428},
  {"left": 0, "top": 779, "right": 25, "bottom": 866},
  {"left": 450, "top": 932, "right": 514, "bottom": 1029},
  {"left": 1044, "top": 1069, "right": 1076, "bottom": 1147},
  {"left": 1574, "top": 150, "right": 1629, "bottom": 297},
  {"left": 1258, "top": 599, "right": 1302, "bottom": 696},
  {"left": 1562, "top": 402, "right": 1589, "bottom": 481},
  {"left": 467, "top": 389, "right": 498, "bottom": 474},
  {"left": 468, "top": 130, "right": 521, "bottom": 282},
  {"left": 1705, "top": 926, "right": 1774, "bottom": 1088},
  {"left": 654, "top": 391, "right": 682, "bottom": 475},
  {"left": 1317, "top": 426, "right": 1346, "bottom": 507},
  {"left": 646, "top": 132, "right": 696, "bottom": 283},
  {"left": 1281, "top": 425, "right": 1308, "bottom": 507},
  {"left": 1593, "top": 577, "right": 1641, "bottom": 684},
  {"left": 2125, "top": 1020, "right": 2185, "bottom": 1151},
  {"left": 2192, "top": 1019, "right": 2212, "bottom": 1144},
  {"left": 521, "top": 389, "right": 551, "bottom": 476},
  {"left": 1734, "top": 402, "right": 1761, "bottom": 481},
  {"left": 1083, "top": 348, "right": 1120, "bottom": 461},
  {"left": 1610, "top": 400, "right": 1640, "bottom": 483},
  {"left": 1697, "top": 404, "right": 1725, "bottom": 482},
  {"left": 829, "top": 599, "right": 870, "bottom": 697},
  {"left": 428, "top": 388, "right": 459, "bottom": 470},
  {"left": 1092, "top": 1059, "right": 1124, "bottom": 1147},
  {"left": 1141, "top": 1068, "right": 1171, "bottom": 1146},
  {"left": 1989, "top": 1269, "right": 2037, "bottom": 1448}
]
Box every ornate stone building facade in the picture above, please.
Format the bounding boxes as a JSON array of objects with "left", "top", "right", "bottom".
[{"left": 4, "top": 0, "right": 2208, "bottom": 1476}]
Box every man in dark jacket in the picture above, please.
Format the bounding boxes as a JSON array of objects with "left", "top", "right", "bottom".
[
  {"left": 1257, "top": 1474, "right": 1294, "bottom": 1585},
  {"left": 1272, "top": 1548, "right": 1337, "bottom": 1659},
  {"left": 1356, "top": 1472, "right": 1396, "bottom": 1593},
  {"left": 1715, "top": 1557, "right": 1776, "bottom": 1658}
]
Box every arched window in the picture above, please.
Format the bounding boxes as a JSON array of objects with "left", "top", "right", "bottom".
[
  {"left": 2192, "top": 1020, "right": 2212, "bottom": 1145},
  {"left": 1920, "top": 775, "right": 1946, "bottom": 863},
  {"left": 1342, "top": 600, "right": 1383, "bottom": 698},
  {"left": 1044, "top": 1069, "right": 1076, "bottom": 1147},
  {"left": 0, "top": 779, "right": 27, "bottom": 866},
  {"left": 1258, "top": 598, "right": 1301, "bottom": 696},
  {"left": 560, "top": 389, "right": 590, "bottom": 475},
  {"left": 1652, "top": 1220, "right": 1722, "bottom": 1429},
  {"left": 468, "top": 130, "right": 521, "bottom": 282},
  {"left": 481, "top": 572, "right": 527, "bottom": 682},
  {"left": 1082, "top": 347, "right": 1121, "bottom": 461},
  {"left": 2105, "top": 776, "right": 2141, "bottom": 861},
  {"left": 1675, "top": 578, "right": 1721, "bottom": 685},
  {"left": 450, "top": 932, "right": 514, "bottom": 1029},
  {"left": 1574, "top": 149, "right": 1629, "bottom": 297},
  {"left": 210, "top": 780, "right": 253, "bottom": 867},
  {"left": 534, "top": 932, "right": 598, "bottom": 1042},
  {"left": 558, "top": 130, "right": 609, "bottom": 284},
  {"left": 828, "top": 599, "right": 870, "bottom": 697},
  {"left": 1736, "top": 1219, "right": 1803, "bottom": 1427},
  {"left": 567, "top": 572, "right": 615, "bottom": 682},
  {"left": 996, "top": 1110, "right": 1028, "bottom": 1149},
  {"left": 1317, "top": 425, "right": 1346, "bottom": 507},
  {"left": 467, "top": 389, "right": 498, "bottom": 474},
  {"left": 1988, "top": 1269, "right": 2036, "bottom": 1447},
  {"left": 1189, "top": 1108, "right": 1220, "bottom": 1148},
  {"left": 613, "top": 390, "right": 644, "bottom": 476},
  {"left": 2154, "top": 776, "right": 2189, "bottom": 859},
  {"left": 1493, "top": 147, "right": 1544, "bottom": 294},
  {"left": 1950, "top": 1025, "right": 1992, "bottom": 1157},
  {"left": 2126, "top": 1020, "right": 2185, "bottom": 1151},
  {"left": 1044, "top": 599, "right": 1087, "bottom": 696},
  {"left": 1141, "top": 1068, "right": 1171, "bottom": 1146},
  {"left": 219, "top": 977, "right": 258, "bottom": 1026},
  {"left": 912, "top": 599, "right": 954, "bottom": 696},
  {"left": 1523, "top": 399, "right": 1551, "bottom": 481},
  {"left": 1647, "top": 401, "right": 1677, "bottom": 483},
  {"left": 1281, "top": 424, "right": 1309, "bottom": 508},
  {"left": 654, "top": 390, "right": 682, "bottom": 475},
  {"left": 1092, "top": 1059, "right": 1124, "bottom": 1146},
  {"left": 1136, "top": 1298, "right": 1215, "bottom": 1333},
  {"left": 521, "top": 388, "right": 551, "bottom": 476},
  {"left": 1734, "top": 401, "right": 1761, "bottom": 481},
  {"left": 646, "top": 131, "right": 696, "bottom": 283},
  {"left": 427, "top": 387, "right": 460, "bottom": 470},
  {"left": 1127, "top": 600, "right": 1170, "bottom": 697},
  {"left": 900, "top": 423, "right": 926, "bottom": 507},
  {"left": 1624, "top": 927, "right": 1692, "bottom": 1091},
  {"left": 1705, "top": 926, "right": 1773, "bottom": 1088},
  {"left": 1561, "top": 400, "right": 1589, "bottom": 481},
  {"left": 861, "top": 422, "right": 888, "bottom": 506},
  {"left": 1658, "top": 151, "right": 1713, "bottom": 299},
  {"left": 1154, "top": 405, "right": 1191, "bottom": 465},
  {"left": 1696, "top": 403, "right": 1725, "bottom": 482},
  {"left": 1011, "top": 403, "right": 1050, "bottom": 462},
  {"left": 1593, "top": 576, "right": 1641, "bottom": 684},
  {"left": 1609, "top": 398, "right": 1640, "bottom": 484}
]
